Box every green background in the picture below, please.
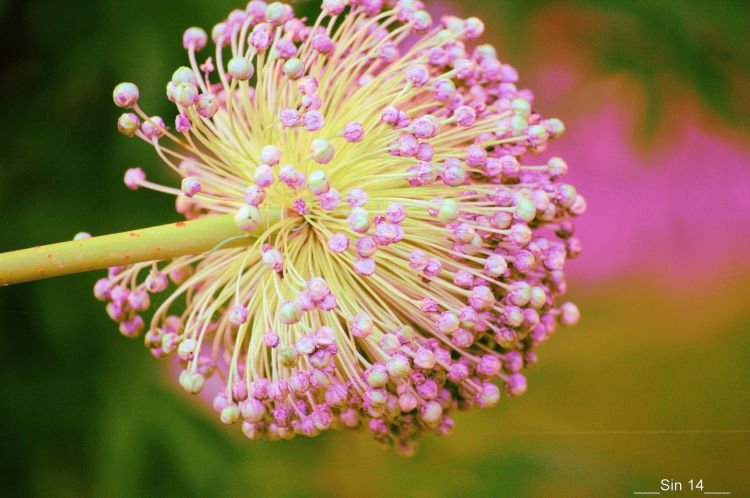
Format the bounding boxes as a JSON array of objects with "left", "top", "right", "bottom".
[{"left": 1, "top": 0, "right": 749, "bottom": 496}]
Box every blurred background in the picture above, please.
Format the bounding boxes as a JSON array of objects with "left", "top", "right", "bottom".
[{"left": 1, "top": 0, "right": 749, "bottom": 496}]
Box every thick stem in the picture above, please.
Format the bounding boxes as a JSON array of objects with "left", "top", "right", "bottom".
[{"left": 0, "top": 214, "right": 265, "bottom": 286}]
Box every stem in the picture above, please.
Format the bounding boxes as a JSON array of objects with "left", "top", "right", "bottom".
[{"left": 0, "top": 214, "right": 266, "bottom": 286}]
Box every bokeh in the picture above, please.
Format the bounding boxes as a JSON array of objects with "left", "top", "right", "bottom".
[{"left": 1, "top": 0, "right": 748, "bottom": 496}]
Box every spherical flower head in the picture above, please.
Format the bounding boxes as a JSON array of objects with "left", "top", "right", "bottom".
[{"left": 104, "top": 1, "right": 585, "bottom": 453}]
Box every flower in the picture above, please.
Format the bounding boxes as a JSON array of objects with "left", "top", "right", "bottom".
[{"left": 98, "top": 0, "right": 585, "bottom": 454}]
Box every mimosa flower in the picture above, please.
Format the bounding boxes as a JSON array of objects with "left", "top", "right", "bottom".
[{"left": 99, "top": 0, "right": 585, "bottom": 454}]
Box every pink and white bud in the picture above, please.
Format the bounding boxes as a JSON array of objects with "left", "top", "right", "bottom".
[
  {"left": 117, "top": 113, "right": 140, "bottom": 137},
  {"left": 350, "top": 313, "right": 373, "bottom": 338},
  {"left": 180, "top": 177, "right": 202, "bottom": 198},
  {"left": 123, "top": 167, "right": 145, "bottom": 190},
  {"left": 113, "top": 82, "right": 139, "bottom": 108}
]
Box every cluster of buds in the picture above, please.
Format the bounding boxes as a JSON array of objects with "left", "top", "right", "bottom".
[{"left": 103, "top": 0, "right": 585, "bottom": 455}]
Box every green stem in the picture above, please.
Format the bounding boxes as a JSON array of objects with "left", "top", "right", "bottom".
[{"left": 0, "top": 214, "right": 265, "bottom": 286}]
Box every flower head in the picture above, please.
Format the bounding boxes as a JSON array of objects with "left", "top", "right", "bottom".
[{"left": 100, "top": 0, "right": 585, "bottom": 454}]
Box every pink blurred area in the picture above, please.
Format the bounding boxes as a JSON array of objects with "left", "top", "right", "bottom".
[
  {"left": 552, "top": 102, "right": 750, "bottom": 281},
  {"left": 489, "top": 7, "right": 750, "bottom": 283},
  {"left": 431, "top": 0, "right": 750, "bottom": 283}
]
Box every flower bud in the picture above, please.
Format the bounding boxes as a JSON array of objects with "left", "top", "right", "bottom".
[
  {"left": 234, "top": 205, "right": 261, "bottom": 231},
  {"left": 182, "top": 27, "right": 208, "bottom": 51},
  {"left": 220, "top": 404, "right": 241, "bottom": 424},
  {"left": 228, "top": 57, "right": 255, "bottom": 80},
  {"left": 278, "top": 300, "right": 301, "bottom": 324},
  {"left": 195, "top": 93, "right": 218, "bottom": 118},
  {"left": 228, "top": 303, "right": 249, "bottom": 326},
  {"left": 260, "top": 145, "right": 281, "bottom": 165},
  {"left": 350, "top": 313, "right": 373, "bottom": 338},
  {"left": 177, "top": 338, "right": 197, "bottom": 360},
  {"left": 180, "top": 176, "right": 202, "bottom": 198},
  {"left": 559, "top": 302, "right": 580, "bottom": 326},
  {"left": 278, "top": 345, "right": 298, "bottom": 367},
  {"left": 179, "top": 370, "right": 205, "bottom": 394},
  {"left": 311, "top": 138, "right": 334, "bottom": 164},
  {"left": 282, "top": 58, "right": 305, "bottom": 80},
  {"left": 308, "top": 170, "right": 330, "bottom": 195},
  {"left": 437, "top": 198, "right": 460, "bottom": 222},
  {"left": 113, "top": 82, "right": 139, "bottom": 108},
  {"left": 117, "top": 113, "right": 140, "bottom": 137},
  {"left": 173, "top": 82, "right": 198, "bottom": 107}
]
